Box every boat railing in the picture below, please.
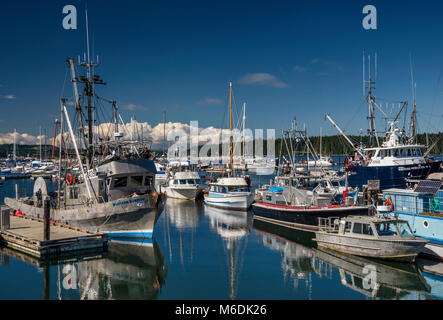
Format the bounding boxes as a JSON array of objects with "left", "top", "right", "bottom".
[{"left": 318, "top": 217, "right": 340, "bottom": 233}]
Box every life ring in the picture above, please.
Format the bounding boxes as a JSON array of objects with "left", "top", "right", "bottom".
[
  {"left": 66, "top": 173, "right": 73, "bottom": 185},
  {"left": 384, "top": 198, "right": 394, "bottom": 212}
]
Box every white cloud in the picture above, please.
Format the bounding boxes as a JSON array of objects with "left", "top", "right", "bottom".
[
  {"left": 0, "top": 119, "right": 258, "bottom": 152},
  {"left": 196, "top": 98, "right": 223, "bottom": 105},
  {"left": 238, "top": 73, "right": 288, "bottom": 88},
  {"left": 2, "top": 95, "right": 16, "bottom": 100},
  {"left": 123, "top": 104, "right": 148, "bottom": 111},
  {"left": 293, "top": 65, "right": 306, "bottom": 72}
]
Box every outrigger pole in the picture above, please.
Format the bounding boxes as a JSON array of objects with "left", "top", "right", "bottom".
[
  {"left": 62, "top": 99, "right": 95, "bottom": 202},
  {"left": 325, "top": 114, "right": 365, "bottom": 158}
]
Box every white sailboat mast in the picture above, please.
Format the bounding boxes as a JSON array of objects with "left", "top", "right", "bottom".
[{"left": 13, "top": 129, "right": 16, "bottom": 162}]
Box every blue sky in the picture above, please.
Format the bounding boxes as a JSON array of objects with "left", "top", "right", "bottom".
[{"left": 0, "top": 0, "right": 443, "bottom": 140}]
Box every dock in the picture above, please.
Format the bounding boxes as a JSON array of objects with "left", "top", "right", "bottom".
[{"left": 0, "top": 208, "right": 108, "bottom": 259}]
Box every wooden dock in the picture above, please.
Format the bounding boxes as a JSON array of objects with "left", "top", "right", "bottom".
[{"left": 0, "top": 210, "right": 108, "bottom": 259}]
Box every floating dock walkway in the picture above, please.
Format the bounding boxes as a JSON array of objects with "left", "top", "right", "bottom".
[{"left": 0, "top": 207, "right": 108, "bottom": 258}]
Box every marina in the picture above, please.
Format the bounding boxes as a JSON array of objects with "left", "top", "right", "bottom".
[{"left": 1, "top": 0, "right": 443, "bottom": 304}]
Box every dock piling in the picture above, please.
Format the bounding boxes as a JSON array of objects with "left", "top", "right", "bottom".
[
  {"left": 43, "top": 196, "right": 50, "bottom": 241},
  {"left": 0, "top": 207, "right": 10, "bottom": 231},
  {"left": 15, "top": 184, "right": 19, "bottom": 200}
]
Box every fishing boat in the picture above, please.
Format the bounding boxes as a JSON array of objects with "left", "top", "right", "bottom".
[
  {"left": 325, "top": 56, "right": 440, "bottom": 190},
  {"left": 314, "top": 215, "right": 429, "bottom": 262},
  {"left": 206, "top": 177, "right": 254, "bottom": 210},
  {"left": 203, "top": 82, "right": 254, "bottom": 211},
  {"left": 254, "top": 219, "right": 431, "bottom": 299},
  {"left": 5, "top": 14, "right": 163, "bottom": 239},
  {"left": 164, "top": 171, "right": 203, "bottom": 200},
  {"left": 252, "top": 118, "right": 370, "bottom": 231}
]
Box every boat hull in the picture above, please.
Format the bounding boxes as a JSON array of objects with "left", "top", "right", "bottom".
[
  {"left": 346, "top": 162, "right": 439, "bottom": 190},
  {"left": 314, "top": 232, "right": 428, "bottom": 262},
  {"left": 4, "top": 194, "right": 163, "bottom": 239},
  {"left": 204, "top": 193, "right": 254, "bottom": 211},
  {"left": 252, "top": 202, "right": 371, "bottom": 231},
  {"left": 165, "top": 186, "right": 199, "bottom": 200},
  {"left": 390, "top": 211, "right": 443, "bottom": 261}
]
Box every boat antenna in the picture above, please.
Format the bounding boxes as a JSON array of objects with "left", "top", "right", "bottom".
[
  {"left": 409, "top": 54, "right": 417, "bottom": 143},
  {"left": 229, "top": 81, "right": 233, "bottom": 175}
]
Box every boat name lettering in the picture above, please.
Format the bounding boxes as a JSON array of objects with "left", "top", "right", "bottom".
[{"left": 112, "top": 198, "right": 144, "bottom": 207}]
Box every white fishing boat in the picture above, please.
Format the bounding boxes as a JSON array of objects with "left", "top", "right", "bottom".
[
  {"left": 164, "top": 171, "right": 203, "bottom": 200},
  {"left": 205, "top": 177, "right": 254, "bottom": 210}
]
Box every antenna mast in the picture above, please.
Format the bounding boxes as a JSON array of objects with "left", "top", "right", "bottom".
[
  {"left": 75, "top": 9, "right": 106, "bottom": 167},
  {"left": 229, "top": 81, "right": 233, "bottom": 173},
  {"left": 364, "top": 54, "right": 379, "bottom": 147}
]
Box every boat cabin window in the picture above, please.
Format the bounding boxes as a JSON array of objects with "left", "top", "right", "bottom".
[
  {"left": 113, "top": 177, "right": 127, "bottom": 188},
  {"left": 187, "top": 179, "right": 198, "bottom": 184},
  {"left": 396, "top": 222, "right": 413, "bottom": 237},
  {"left": 69, "top": 186, "right": 79, "bottom": 199},
  {"left": 227, "top": 186, "right": 249, "bottom": 192},
  {"left": 393, "top": 149, "right": 399, "bottom": 157},
  {"left": 417, "top": 149, "right": 422, "bottom": 156},
  {"left": 144, "top": 176, "right": 153, "bottom": 187},
  {"left": 344, "top": 221, "right": 352, "bottom": 233},
  {"left": 374, "top": 222, "right": 398, "bottom": 236},
  {"left": 130, "top": 176, "right": 144, "bottom": 187},
  {"left": 211, "top": 185, "right": 226, "bottom": 193},
  {"left": 351, "top": 223, "right": 373, "bottom": 235},
  {"left": 362, "top": 224, "right": 373, "bottom": 235}
]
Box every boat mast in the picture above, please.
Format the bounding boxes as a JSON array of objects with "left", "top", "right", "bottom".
[
  {"left": 229, "top": 81, "right": 233, "bottom": 174},
  {"left": 242, "top": 102, "right": 246, "bottom": 160},
  {"left": 163, "top": 111, "right": 166, "bottom": 157},
  {"left": 39, "top": 126, "right": 42, "bottom": 161},
  {"left": 319, "top": 127, "right": 322, "bottom": 158},
  {"left": 365, "top": 54, "right": 379, "bottom": 148},
  {"left": 78, "top": 9, "right": 106, "bottom": 168},
  {"left": 409, "top": 55, "right": 417, "bottom": 144},
  {"left": 13, "top": 129, "right": 16, "bottom": 163}
]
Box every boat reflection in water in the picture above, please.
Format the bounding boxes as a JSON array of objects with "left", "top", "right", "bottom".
[
  {"left": 165, "top": 198, "right": 202, "bottom": 230},
  {"left": 253, "top": 219, "right": 432, "bottom": 299},
  {"left": 204, "top": 206, "right": 253, "bottom": 299},
  {"left": 0, "top": 238, "right": 167, "bottom": 300},
  {"left": 75, "top": 239, "right": 167, "bottom": 300}
]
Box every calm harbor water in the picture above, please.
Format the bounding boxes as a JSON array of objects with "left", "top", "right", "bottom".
[{"left": 1, "top": 173, "right": 443, "bottom": 300}]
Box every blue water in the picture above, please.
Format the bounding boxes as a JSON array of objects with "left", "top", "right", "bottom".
[{"left": 0, "top": 175, "right": 442, "bottom": 300}]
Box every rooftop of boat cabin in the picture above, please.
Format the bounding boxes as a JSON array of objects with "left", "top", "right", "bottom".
[
  {"left": 210, "top": 177, "right": 248, "bottom": 186},
  {"left": 341, "top": 215, "right": 409, "bottom": 224}
]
